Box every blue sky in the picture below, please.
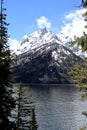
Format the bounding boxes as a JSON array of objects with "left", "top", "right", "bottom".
[{"left": 4, "top": 0, "right": 85, "bottom": 41}]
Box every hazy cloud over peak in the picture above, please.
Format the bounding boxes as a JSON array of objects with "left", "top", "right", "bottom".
[{"left": 36, "top": 16, "right": 52, "bottom": 29}]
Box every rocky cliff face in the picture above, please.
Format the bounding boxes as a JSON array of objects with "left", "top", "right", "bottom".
[{"left": 11, "top": 32, "right": 82, "bottom": 83}]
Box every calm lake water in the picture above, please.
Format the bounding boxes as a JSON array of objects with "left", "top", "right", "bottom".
[{"left": 25, "top": 84, "right": 87, "bottom": 130}]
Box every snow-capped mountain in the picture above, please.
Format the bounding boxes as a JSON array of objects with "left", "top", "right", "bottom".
[
  {"left": 10, "top": 27, "right": 86, "bottom": 57},
  {"left": 11, "top": 27, "right": 60, "bottom": 54},
  {"left": 11, "top": 28, "right": 83, "bottom": 84}
]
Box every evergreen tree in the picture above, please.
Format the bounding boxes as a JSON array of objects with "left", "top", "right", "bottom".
[
  {"left": 69, "top": 58, "right": 87, "bottom": 88},
  {"left": 13, "top": 83, "right": 38, "bottom": 130},
  {"left": 29, "top": 107, "right": 38, "bottom": 130},
  {"left": 0, "top": 0, "right": 15, "bottom": 129},
  {"left": 68, "top": 1, "right": 87, "bottom": 86},
  {"left": 68, "top": 1, "right": 87, "bottom": 129}
]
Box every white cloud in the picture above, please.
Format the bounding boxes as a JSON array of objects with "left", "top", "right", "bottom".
[
  {"left": 36, "top": 16, "right": 52, "bottom": 29},
  {"left": 60, "top": 9, "right": 87, "bottom": 39}
]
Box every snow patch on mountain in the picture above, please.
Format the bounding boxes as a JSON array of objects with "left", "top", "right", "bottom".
[
  {"left": 10, "top": 27, "right": 87, "bottom": 58},
  {"left": 10, "top": 27, "right": 60, "bottom": 55}
]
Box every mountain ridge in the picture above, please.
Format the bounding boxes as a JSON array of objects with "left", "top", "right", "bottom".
[
  {"left": 11, "top": 34, "right": 83, "bottom": 83},
  {"left": 17, "top": 27, "right": 60, "bottom": 54},
  {"left": 10, "top": 27, "right": 86, "bottom": 58}
]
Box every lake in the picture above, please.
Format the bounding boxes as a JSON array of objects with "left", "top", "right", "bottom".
[{"left": 25, "top": 84, "right": 87, "bottom": 130}]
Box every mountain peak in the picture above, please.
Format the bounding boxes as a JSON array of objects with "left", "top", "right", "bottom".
[
  {"left": 30, "top": 27, "right": 48, "bottom": 37},
  {"left": 39, "top": 27, "right": 48, "bottom": 34},
  {"left": 16, "top": 28, "right": 60, "bottom": 54}
]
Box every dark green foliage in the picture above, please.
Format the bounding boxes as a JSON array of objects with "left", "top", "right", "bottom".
[
  {"left": 29, "top": 107, "right": 38, "bottom": 130},
  {"left": 69, "top": 58, "right": 87, "bottom": 86},
  {"left": 13, "top": 83, "right": 38, "bottom": 130},
  {"left": 0, "top": 0, "right": 15, "bottom": 129}
]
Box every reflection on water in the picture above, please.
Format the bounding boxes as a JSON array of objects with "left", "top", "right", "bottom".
[{"left": 27, "top": 84, "right": 87, "bottom": 130}]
